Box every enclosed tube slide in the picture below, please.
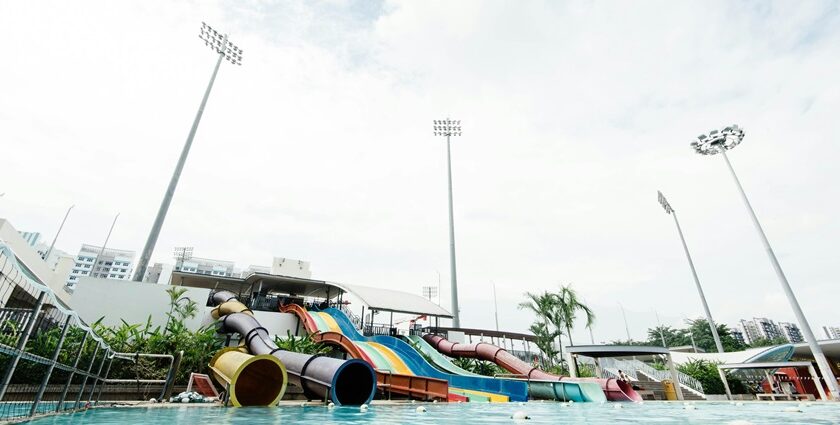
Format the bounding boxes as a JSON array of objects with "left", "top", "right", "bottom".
[
  {"left": 424, "top": 334, "right": 640, "bottom": 402},
  {"left": 210, "top": 291, "right": 377, "bottom": 406},
  {"left": 208, "top": 347, "right": 287, "bottom": 406}
]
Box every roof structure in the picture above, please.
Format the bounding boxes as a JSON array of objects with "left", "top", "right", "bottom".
[
  {"left": 669, "top": 344, "right": 795, "bottom": 366},
  {"left": 567, "top": 345, "right": 671, "bottom": 359},
  {"left": 170, "top": 271, "right": 452, "bottom": 318},
  {"left": 335, "top": 282, "right": 452, "bottom": 318}
]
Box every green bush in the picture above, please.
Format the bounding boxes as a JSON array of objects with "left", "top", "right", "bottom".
[{"left": 677, "top": 359, "right": 748, "bottom": 394}]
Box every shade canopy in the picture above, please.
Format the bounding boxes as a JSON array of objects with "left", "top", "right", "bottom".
[{"left": 170, "top": 271, "right": 452, "bottom": 318}]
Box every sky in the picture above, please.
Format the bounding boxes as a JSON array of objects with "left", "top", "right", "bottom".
[{"left": 2, "top": 0, "right": 840, "bottom": 345}]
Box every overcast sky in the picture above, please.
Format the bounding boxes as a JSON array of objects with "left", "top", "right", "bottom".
[{"left": 2, "top": 1, "right": 840, "bottom": 344}]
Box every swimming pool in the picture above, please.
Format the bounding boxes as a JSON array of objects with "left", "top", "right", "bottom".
[{"left": 24, "top": 401, "right": 840, "bottom": 424}]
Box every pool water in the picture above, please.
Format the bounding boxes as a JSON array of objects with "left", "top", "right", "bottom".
[{"left": 24, "top": 401, "right": 840, "bottom": 424}]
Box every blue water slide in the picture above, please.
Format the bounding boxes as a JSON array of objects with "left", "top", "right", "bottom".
[{"left": 321, "top": 308, "right": 529, "bottom": 402}]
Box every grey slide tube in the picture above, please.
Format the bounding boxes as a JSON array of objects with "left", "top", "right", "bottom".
[{"left": 211, "top": 291, "right": 376, "bottom": 405}]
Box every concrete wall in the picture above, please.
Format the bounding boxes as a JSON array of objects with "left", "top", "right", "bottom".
[
  {"left": 71, "top": 277, "right": 213, "bottom": 329},
  {"left": 69, "top": 278, "right": 302, "bottom": 338}
]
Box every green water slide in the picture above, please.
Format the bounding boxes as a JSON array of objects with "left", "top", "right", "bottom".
[{"left": 405, "top": 335, "right": 482, "bottom": 377}]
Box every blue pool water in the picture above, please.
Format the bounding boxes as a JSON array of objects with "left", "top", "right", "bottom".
[{"left": 24, "top": 402, "right": 840, "bottom": 424}]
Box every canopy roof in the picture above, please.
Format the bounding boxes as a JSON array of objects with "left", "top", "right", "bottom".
[
  {"left": 669, "top": 344, "right": 795, "bottom": 366},
  {"left": 171, "top": 271, "right": 452, "bottom": 318},
  {"left": 335, "top": 282, "right": 452, "bottom": 318}
]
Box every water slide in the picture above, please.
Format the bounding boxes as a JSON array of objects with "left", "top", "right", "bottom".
[
  {"left": 409, "top": 335, "right": 604, "bottom": 402},
  {"left": 299, "top": 306, "right": 530, "bottom": 402},
  {"left": 281, "top": 303, "right": 451, "bottom": 401},
  {"left": 424, "top": 334, "right": 640, "bottom": 402},
  {"left": 210, "top": 291, "right": 377, "bottom": 405},
  {"left": 404, "top": 335, "right": 481, "bottom": 377}
]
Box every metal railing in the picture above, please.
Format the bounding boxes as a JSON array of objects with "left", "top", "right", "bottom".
[
  {"left": 597, "top": 357, "right": 704, "bottom": 395},
  {"left": 0, "top": 241, "right": 178, "bottom": 420}
]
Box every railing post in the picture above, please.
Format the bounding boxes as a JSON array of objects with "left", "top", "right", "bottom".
[
  {"left": 161, "top": 350, "right": 183, "bottom": 401},
  {"left": 74, "top": 341, "right": 101, "bottom": 409},
  {"left": 86, "top": 349, "right": 109, "bottom": 402},
  {"left": 0, "top": 291, "right": 46, "bottom": 401},
  {"left": 94, "top": 354, "right": 115, "bottom": 404},
  {"left": 57, "top": 331, "right": 89, "bottom": 412},
  {"left": 29, "top": 314, "right": 72, "bottom": 417}
]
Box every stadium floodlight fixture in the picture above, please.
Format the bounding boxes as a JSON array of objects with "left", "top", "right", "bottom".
[
  {"left": 200, "top": 22, "right": 243, "bottom": 65},
  {"left": 690, "top": 124, "right": 744, "bottom": 155},
  {"left": 433, "top": 119, "right": 462, "bottom": 137}
]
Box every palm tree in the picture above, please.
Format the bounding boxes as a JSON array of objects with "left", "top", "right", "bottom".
[
  {"left": 519, "top": 291, "right": 562, "bottom": 366},
  {"left": 553, "top": 284, "right": 595, "bottom": 347}
]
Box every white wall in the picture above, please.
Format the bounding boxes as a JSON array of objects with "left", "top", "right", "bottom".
[
  {"left": 69, "top": 278, "right": 302, "bottom": 338},
  {"left": 70, "top": 278, "right": 213, "bottom": 330}
]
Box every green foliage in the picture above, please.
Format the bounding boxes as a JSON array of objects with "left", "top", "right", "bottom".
[
  {"left": 677, "top": 359, "right": 748, "bottom": 395},
  {"left": 518, "top": 285, "right": 595, "bottom": 368},
  {"left": 450, "top": 358, "right": 505, "bottom": 377},
  {"left": 0, "top": 288, "right": 222, "bottom": 385},
  {"left": 575, "top": 362, "right": 596, "bottom": 378},
  {"left": 636, "top": 319, "right": 750, "bottom": 353},
  {"left": 748, "top": 336, "right": 789, "bottom": 348},
  {"left": 273, "top": 330, "right": 331, "bottom": 355}
]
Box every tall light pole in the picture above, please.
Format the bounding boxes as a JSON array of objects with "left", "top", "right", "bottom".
[
  {"left": 433, "top": 119, "right": 462, "bottom": 327},
  {"left": 133, "top": 22, "right": 243, "bottom": 281},
  {"left": 658, "top": 190, "right": 725, "bottom": 353},
  {"left": 89, "top": 213, "right": 120, "bottom": 279},
  {"left": 619, "top": 303, "right": 632, "bottom": 342},
  {"left": 692, "top": 124, "right": 840, "bottom": 399},
  {"left": 44, "top": 205, "right": 74, "bottom": 262},
  {"left": 491, "top": 281, "right": 500, "bottom": 332}
]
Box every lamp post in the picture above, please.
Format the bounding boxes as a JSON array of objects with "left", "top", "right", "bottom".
[
  {"left": 692, "top": 124, "right": 839, "bottom": 399},
  {"left": 89, "top": 213, "right": 120, "bottom": 280},
  {"left": 658, "top": 190, "right": 724, "bottom": 353},
  {"left": 433, "top": 119, "right": 462, "bottom": 328},
  {"left": 619, "top": 303, "right": 631, "bottom": 342},
  {"left": 133, "top": 22, "right": 243, "bottom": 281},
  {"left": 44, "top": 204, "right": 74, "bottom": 263}
]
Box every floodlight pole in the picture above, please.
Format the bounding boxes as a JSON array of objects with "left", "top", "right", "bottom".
[
  {"left": 692, "top": 125, "right": 840, "bottom": 400},
  {"left": 719, "top": 148, "right": 840, "bottom": 399},
  {"left": 492, "top": 281, "right": 499, "bottom": 332},
  {"left": 658, "top": 191, "right": 724, "bottom": 353},
  {"left": 133, "top": 24, "right": 242, "bottom": 281},
  {"left": 44, "top": 205, "right": 74, "bottom": 262},
  {"left": 434, "top": 119, "right": 462, "bottom": 328},
  {"left": 89, "top": 213, "right": 119, "bottom": 279}
]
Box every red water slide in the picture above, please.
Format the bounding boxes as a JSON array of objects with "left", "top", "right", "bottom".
[{"left": 423, "top": 334, "right": 641, "bottom": 402}]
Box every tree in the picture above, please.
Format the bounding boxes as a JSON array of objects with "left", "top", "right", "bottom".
[
  {"left": 647, "top": 325, "right": 691, "bottom": 348},
  {"left": 677, "top": 359, "right": 748, "bottom": 395},
  {"left": 519, "top": 291, "right": 561, "bottom": 366},
  {"left": 685, "top": 319, "right": 748, "bottom": 352},
  {"left": 528, "top": 322, "right": 559, "bottom": 367},
  {"left": 553, "top": 284, "right": 595, "bottom": 347},
  {"left": 747, "top": 336, "right": 788, "bottom": 348}
]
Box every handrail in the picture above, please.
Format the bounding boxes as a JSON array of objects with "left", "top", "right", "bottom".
[{"left": 599, "top": 358, "right": 704, "bottom": 395}]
